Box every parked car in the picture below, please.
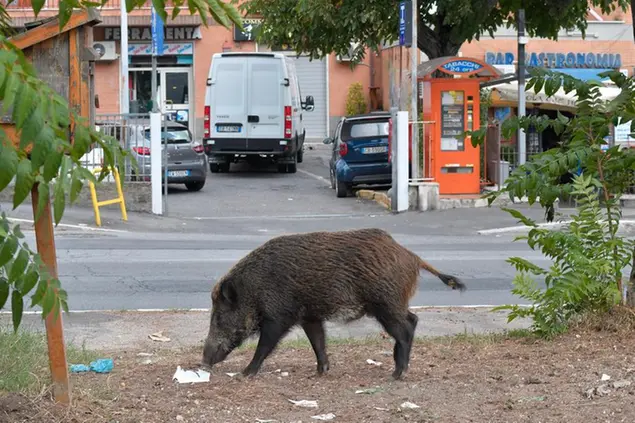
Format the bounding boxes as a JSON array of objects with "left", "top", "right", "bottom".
[
  {"left": 127, "top": 122, "right": 208, "bottom": 192},
  {"left": 324, "top": 112, "right": 392, "bottom": 198},
  {"left": 203, "top": 52, "right": 315, "bottom": 174}
]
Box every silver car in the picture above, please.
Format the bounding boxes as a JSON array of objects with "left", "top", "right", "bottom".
[{"left": 127, "top": 122, "right": 208, "bottom": 192}]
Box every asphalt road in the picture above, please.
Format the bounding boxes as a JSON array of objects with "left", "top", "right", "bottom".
[
  {"left": 6, "top": 145, "right": 632, "bottom": 312},
  {"left": 9, "top": 228, "right": 547, "bottom": 311}
]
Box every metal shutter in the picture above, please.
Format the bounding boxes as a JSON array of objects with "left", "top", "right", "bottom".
[{"left": 290, "top": 55, "right": 327, "bottom": 141}]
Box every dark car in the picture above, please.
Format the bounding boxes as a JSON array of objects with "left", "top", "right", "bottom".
[{"left": 323, "top": 112, "right": 392, "bottom": 197}]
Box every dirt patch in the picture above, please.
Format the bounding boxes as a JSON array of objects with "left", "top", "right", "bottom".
[{"left": 2, "top": 331, "right": 635, "bottom": 423}]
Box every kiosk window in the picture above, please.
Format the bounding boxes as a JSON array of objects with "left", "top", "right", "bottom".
[{"left": 440, "top": 91, "right": 465, "bottom": 152}]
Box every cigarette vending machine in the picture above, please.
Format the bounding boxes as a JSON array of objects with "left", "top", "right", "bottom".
[{"left": 418, "top": 57, "right": 501, "bottom": 195}]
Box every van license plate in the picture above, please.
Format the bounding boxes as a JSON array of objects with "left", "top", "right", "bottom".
[
  {"left": 168, "top": 170, "right": 190, "bottom": 177},
  {"left": 217, "top": 125, "right": 241, "bottom": 133},
  {"left": 362, "top": 146, "right": 388, "bottom": 154}
]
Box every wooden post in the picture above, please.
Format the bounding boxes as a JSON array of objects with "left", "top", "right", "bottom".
[{"left": 31, "top": 184, "right": 71, "bottom": 404}]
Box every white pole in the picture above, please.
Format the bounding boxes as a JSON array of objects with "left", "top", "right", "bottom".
[
  {"left": 120, "top": 2, "right": 129, "bottom": 115},
  {"left": 150, "top": 112, "right": 163, "bottom": 215},
  {"left": 396, "top": 111, "right": 409, "bottom": 212},
  {"left": 410, "top": 0, "right": 419, "bottom": 180}
]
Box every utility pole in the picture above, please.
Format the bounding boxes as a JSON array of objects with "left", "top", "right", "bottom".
[
  {"left": 120, "top": 0, "right": 128, "bottom": 115},
  {"left": 410, "top": 0, "right": 419, "bottom": 180},
  {"left": 517, "top": 9, "right": 527, "bottom": 165}
]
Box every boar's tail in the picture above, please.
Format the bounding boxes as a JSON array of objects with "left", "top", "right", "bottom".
[{"left": 418, "top": 258, "right": 467, "bottom": 292}]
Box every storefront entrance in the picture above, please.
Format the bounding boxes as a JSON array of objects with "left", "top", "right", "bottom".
[{"left": 129, "top": 67, "right": 192, "bottom": 131}]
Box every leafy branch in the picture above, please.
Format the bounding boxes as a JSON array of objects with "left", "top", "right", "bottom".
[{"left": 0, "top": 0, "right": 242, "bottom": 329}]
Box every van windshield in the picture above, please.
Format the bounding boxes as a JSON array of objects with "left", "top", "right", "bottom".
[{"left": 341, "top": 120, "right": 390, "bottom": 141}]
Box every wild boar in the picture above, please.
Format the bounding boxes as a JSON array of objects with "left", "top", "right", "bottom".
[{"left": 202, "top": 228, "right": 466, "bottom": 380}]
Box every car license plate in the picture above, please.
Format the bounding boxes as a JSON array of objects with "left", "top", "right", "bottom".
[
  {"left": 362, "top": 146, "right": 388, "bottom": 154},
  {"left": 168, "top": 170, "right": 190, "bottom": 177},
  {"left": 216, "top": 125, "right": 241, "bottom": 133}
]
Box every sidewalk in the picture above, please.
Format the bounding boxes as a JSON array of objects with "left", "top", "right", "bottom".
[{"left": 1, "top": 308, "right": 531, "bottom": 351}]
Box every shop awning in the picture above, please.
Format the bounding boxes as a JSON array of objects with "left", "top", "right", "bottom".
[
  {"left": 551, "top": 68, "right": 614, "bottom": 82},
  {"left": 486, "top": 80, "right": 622, "bottom": 112}
]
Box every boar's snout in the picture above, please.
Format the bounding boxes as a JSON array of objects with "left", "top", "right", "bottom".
[{"left": 202, "top": 337, "right": 230, "bottom": 368}]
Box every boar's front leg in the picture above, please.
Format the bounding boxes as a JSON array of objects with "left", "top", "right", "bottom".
[
  {"left": 242, "top": 319, "right": 291, "bottom": 377},
  {"left": 301, "top": 319, "right": 329, "bottom": 375}
]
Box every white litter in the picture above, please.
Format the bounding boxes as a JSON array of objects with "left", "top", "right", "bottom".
[
  {"left": 288, "top": 399, "right": 318, "bottom": 408},
  {"left": 601, "top": 374, "right": 611, "bottom": 381},
  {"left": 226, "top": 372, "right": 239, "bottom": 378},
  {"left": 172, "top": 366, "right": 210, "bottom": 384},
  {"left": 374, "top": 407, "right": 389, "bottom": 411},
  {"left": 149, "top": 331, "right": 171, "bottom": 342},
  {"left": 400, "top": 401, "right": 420, "bottom": 409},
  {"left": 137, "top": 352, "right": 153, "bottom": 357},
  {"left": 256, "top": 420, "right": 276, "bottom": 423},
  {"left": 311, "top": 413, "right": 336, "bottom": 421},
  {"left": 281, "top": 372, "right": 289, "bottom": 377},
  {"left": 366, "top": 359, "right": 382, "bottom": 366}
]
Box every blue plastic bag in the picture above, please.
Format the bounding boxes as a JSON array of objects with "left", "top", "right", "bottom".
[
  {"left": 69, "top": 358, "right": 113, "bottom": 374},
  {"left": 90, "top": 358, "right": 114, "bottom": 374}
]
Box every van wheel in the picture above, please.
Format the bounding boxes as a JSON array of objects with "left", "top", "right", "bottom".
[
  {"left": 297, "top": 149, "right": 304, "bottom": 163},
  {"left": 210, "top": 164, "right": 220, "bottom": 173},
  {"left": 335, "top": 174, "right": 349, "bottom": 198}
]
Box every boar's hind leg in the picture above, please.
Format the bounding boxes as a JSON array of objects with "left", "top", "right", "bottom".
[
  {"left": 301, "top": 320, "right": 330, "bottom": 375},
  {"left": 375, "top": 311, "right": 416, "bottom": 380},
  {"left": 242, "top": 319, "right": 292, "bottom": 377}
]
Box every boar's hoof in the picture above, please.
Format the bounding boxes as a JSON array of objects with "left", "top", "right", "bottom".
[
  {"left": 317, "top": 361, "right": 330, "bottom": 375},
  {"left": 392, "top": 368, "right": 406, "bottom": 380},
  {"left": 241, "top": 367, "right": 260, "bottom": 378}
]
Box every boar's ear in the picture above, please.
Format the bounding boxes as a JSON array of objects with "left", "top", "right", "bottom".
[{"left": 220, "top": 281, "right": 238, "bottom": 305}]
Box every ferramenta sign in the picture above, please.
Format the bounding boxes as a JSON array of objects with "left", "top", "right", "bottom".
[{"left": 104, "top": 26, "right": 203, "bottom": 41}]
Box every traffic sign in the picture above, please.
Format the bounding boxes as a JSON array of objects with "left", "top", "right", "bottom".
[
  {"left": 151, "top": 6, "right": 164, "bottom": 56},
  {"left": 398, "top": 0, "right": 412, "bottom": 47}
]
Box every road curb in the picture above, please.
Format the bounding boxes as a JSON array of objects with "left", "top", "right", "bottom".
[{"left": 356, "top": 189, "right": 391, "bottom": 210}]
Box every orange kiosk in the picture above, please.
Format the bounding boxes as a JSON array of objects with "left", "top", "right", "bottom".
[{"left": 418, "top": 57, "right": 502, "bottom": 195}]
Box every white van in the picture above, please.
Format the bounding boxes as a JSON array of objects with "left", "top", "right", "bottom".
[{"left": 203, "top": 52, "right": 315, "bottom": 174}]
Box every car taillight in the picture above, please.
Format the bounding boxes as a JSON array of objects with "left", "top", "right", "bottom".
[
  {"left": 387, "top": 117, "right": 393, "bottom": 163},
  {"left": 284, "top": 105, "right": 292, "bottom": 139},
  {"left": 204, "top": 106, "right": 211, "bottom": 138},
  {"left": 193, "top": 143, "right": 204, "bottom": 153},
  {"left": 339, "top": 142, "right": 348, "bottom": 157},
  {"left": 133, "top": 146, "right": 151, "bottom": 155}
]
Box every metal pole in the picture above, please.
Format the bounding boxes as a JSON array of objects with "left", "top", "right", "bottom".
[
  {"left": 410, "top": 0, "right": 419, "bottom": 179},
  {"left": 517, "top": 8, "right": 527, "bottom": 165},
  {"left": 390, "top": 107, "right": 399, "bottom": 212},
  {"left": 398, "top": 46, "right": 403, "bottom": 109},
  {"left": 31, "top": 184, "right": 70, "bottom": 404},
  {"left": 151, "top": 59, "right": 158, "bottom": 112},
  {"left": 120, "top": 1, "right": 129, "bottom": 115}
]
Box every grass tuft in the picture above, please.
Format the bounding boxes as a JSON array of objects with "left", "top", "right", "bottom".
[{"left": 0, "top": 324, "right": 99, "bottom": 394}]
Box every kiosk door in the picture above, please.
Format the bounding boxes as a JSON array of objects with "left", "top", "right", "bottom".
[{"left": 435, "top": 85, "right": 480, "bottom": 195}]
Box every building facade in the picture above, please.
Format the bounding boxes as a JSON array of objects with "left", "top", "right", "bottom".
[{"left": 6, "top": 0, "right": 376, "bottom": 141}]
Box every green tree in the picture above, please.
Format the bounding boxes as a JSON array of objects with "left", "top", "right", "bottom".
[
  {"left": 469, "top": 68, "right": 635, "bottom": 337},
  {"left": 242, "top": 0, "right": 630, "bottom": 62},
  {"left": 0, "top": 0, "right": 242, "bottom": 330}
]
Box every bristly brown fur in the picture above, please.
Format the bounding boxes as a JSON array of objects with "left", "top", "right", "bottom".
[{"left": 203, "top": 228, "right": 466, "bottom": 380}]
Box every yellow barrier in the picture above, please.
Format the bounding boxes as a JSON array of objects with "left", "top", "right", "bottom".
[{"left": 88, "top": 166, "right": 128, "bottom": 227}]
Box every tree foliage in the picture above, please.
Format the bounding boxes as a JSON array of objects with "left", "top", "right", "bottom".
[
  {"left": 241, "top": 0, "right": 630, "bottom": 62},
  {"left": 469, "top": 69, "right": 635, "bottom": 337},
  {"left": 0, "top": 0, "right": 241, "bottom": 330}
]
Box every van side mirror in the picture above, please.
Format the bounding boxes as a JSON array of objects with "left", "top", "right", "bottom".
[
  {"left": 282, "top": 78, "right": 290, "bottom": 87},
  {"left": 303, "top": 95, "right": 315, "bottom": 112},
  {"left": 322, "top": 137, "right": 333, "bottom": 145}
]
